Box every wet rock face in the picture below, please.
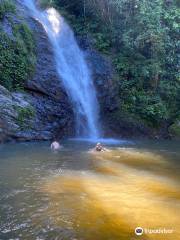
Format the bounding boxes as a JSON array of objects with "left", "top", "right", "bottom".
[
  {"left": 85, "top": 50, "right": 118, "bottom": 113},
  {"left": 0, "top": 85, "right": 74, "bottom": 142},
  {"left": 0, "top": 118, "right": 7, "bottom": 143},
  {"left": 78, "top": 36, "right": 118, "bottom": 115},
  {"left": 84, "top": 49, "right": 119, "bottom": 136},
  {"left": 25, "top": 19, "right": 67, "bottom": 100}
]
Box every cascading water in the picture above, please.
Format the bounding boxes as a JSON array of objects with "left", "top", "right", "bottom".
[{"left": 22, "top": 0, "right": 100, "bottom": 139}]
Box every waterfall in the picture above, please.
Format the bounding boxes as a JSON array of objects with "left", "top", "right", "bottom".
[{"left": 22, "top": 0, "right": 100, "bottom": 139}]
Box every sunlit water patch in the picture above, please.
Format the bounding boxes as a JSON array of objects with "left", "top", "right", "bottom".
[{"left": 0, "top": 140, "right": 180, "bottom": 239}]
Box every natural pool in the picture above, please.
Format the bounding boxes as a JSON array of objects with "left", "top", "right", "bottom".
[{"left": 0, "top": 139, "right": 179, "bottom": 240}]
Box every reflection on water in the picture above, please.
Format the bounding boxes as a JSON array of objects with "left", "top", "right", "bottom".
[{"left": 0, "top": 140, "right": 180, "bottom": 239}]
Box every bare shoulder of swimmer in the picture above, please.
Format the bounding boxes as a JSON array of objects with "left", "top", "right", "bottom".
[{"left": 51, "top": 141, "right": 61, "bottom": 150}]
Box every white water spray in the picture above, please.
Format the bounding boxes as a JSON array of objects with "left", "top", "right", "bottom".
[{"left": 22, "top": 0, "right": 100, "bottom": 138}]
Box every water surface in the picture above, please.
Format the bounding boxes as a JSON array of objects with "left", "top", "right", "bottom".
[{"left": 0, "top": 140, "right": 180, "bottom": 239}]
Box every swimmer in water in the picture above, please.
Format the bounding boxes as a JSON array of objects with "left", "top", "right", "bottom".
[
  {"left": 51, "top": 139, "right": 61, "bottom": 151},
  {"left": 95, "top": 143, "right": 106, "bottom": 152}
]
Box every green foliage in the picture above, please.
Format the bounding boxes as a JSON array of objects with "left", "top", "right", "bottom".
[
  {"left": 0, "top": 0, "right": 15, "bottom": 19},
  {"left": 169, "top": 119, "right": 180, "bottom": 138},
  {"left": 0, "top": 22, "right": 36, "bottom": 91},
  {"left": 92, "top": 32, "right": 110, "bottom": 53},
  {"left": 0, "top": 0, "right": 36, "bottom": 91},
  {"left": 39, "top": 0, "right": 52, "bottom": 9},
  {"left": 16, "top": 105, "right": 35, "bottom": 129}
]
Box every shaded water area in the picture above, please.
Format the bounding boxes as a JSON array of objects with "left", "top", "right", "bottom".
[{"left": 0, "top": 140, "right": 180, "bottom": 239}]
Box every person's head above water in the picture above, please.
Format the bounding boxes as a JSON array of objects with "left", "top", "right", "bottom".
[
  {"left": 95, "top": 142, "right": 103, "bottom": 151},
  {"left": 51, "top": 139, "right": 61, "bottom": 150}
]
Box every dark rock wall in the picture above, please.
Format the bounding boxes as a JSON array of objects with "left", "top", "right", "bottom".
[{"left": 85, "top": 50, "right": 119, "bottom": 136}]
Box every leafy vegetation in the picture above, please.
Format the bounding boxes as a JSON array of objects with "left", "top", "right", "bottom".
[
  {"left": 43, "top": 0, "right": 179, "bottom": 129},
  {"left": 169, "top": 120, "right": 180, "bottom": 137},
  {"left": 0, "top": 1, "right": 36, "bottom": 91},
  {"left": 0, "top": 0, "right": 15, "bottom": 19},
  {"left": 15, "top": 105, "right": 35, "bottom": 130}
]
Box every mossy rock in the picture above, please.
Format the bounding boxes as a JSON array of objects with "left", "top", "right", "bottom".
[
  {"left": 0, "top": 2, "right": 36, "bottom": 91},
  {"left": 15, "top": 105, "right": 35, "bottom": 130}
]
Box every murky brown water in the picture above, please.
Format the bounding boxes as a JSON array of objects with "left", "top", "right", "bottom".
[{"left": 0, "top": 140, "right": 180, "bottom": 239}]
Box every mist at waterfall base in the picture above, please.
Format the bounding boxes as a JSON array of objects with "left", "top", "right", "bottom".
[{"left": 23, "top": 0, "right": 100, "bottom": 140}]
